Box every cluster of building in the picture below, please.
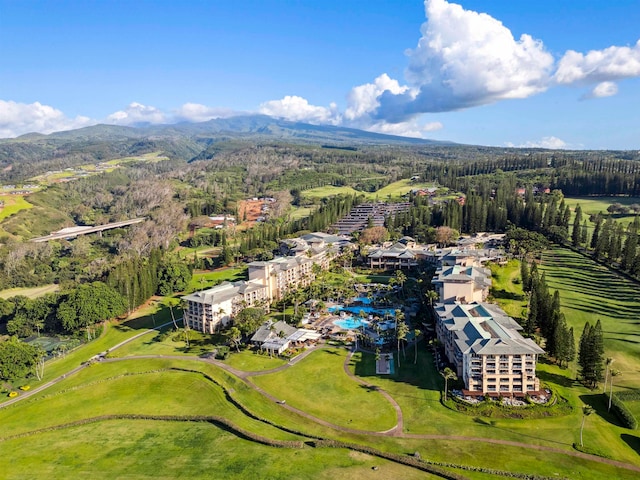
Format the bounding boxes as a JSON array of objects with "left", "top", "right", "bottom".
[
  {"left": 181, "top": 232, "right": 347, "bottom": 335},
  {"left": 367, "top": 233, "right": 505, "bottom": 271},
  {"left": 431, "top": 247, "right": 545, "bottom": 398}
]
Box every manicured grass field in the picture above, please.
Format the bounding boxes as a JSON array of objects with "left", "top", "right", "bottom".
[
  {"left": 300, "top": 180, "right": 439, "bottom": 201},
  {"left": 488, "top": 259, "right": 527, "bottom": 321},
  {"left": 0, "top": 194, "right": 33, "bottom": 221},
  {"left": 540, "top": 247, "right": 640, "bottom": 389},
  {"left": 0, "top": 419, "right": 437, "bottom": 480},
  {"left": 223, "top": 349, "right": 288, "bottom": 371},
  {"left": 302, "top": 185, "right": 361, "bottom": 199},
  {"left": 288, "top": 205, "right": 315, "bottom": 220},
  {"left": 0, "top": 283, "right": 59, "bottom": 299},
  {"left": 188, "top": 266, "right": 248, "bottom": 292},
  {"left": 250, "top": 348, "right": 397, "bottom": 432}
]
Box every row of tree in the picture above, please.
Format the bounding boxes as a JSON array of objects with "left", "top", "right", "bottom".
[{"left": 522, "top": 262, "right": 575, "bottom": 367}]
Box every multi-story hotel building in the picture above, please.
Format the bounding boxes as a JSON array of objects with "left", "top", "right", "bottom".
[
  {"left": 434, "top": 302, "right": 544, "bottom": 395},
  {"left": 182, "top": 233, "right": 344, "bottom": 333}
]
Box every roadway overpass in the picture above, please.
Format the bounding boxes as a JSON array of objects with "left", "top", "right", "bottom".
[{"left": 30, "top": 218, "right": 146, "bottom": 243}]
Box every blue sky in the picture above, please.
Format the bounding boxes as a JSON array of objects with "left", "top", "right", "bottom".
[{"left": 1, "top": 0, "right": 639, "bottom": 149}]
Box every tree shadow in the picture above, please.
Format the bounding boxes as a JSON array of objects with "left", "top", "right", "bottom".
[
  {"left": 621, "top": 434, "right": 640, "bottom": 457},
  {"left": 579, "top": 393, "right": 625, "bottom": 428},
  {"left": 491, "top": 288, "right": 525, "bottom": 301},
  {"left": 536, "top": 367, "right": 575, "bottom": 388}
]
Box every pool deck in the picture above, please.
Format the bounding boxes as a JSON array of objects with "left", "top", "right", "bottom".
[{"left": 376, "top": 353, "right": 394, "bottom": 375}]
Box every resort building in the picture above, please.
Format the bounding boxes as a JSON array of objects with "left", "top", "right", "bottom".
[
  {"left": 367, "top": 236, "right": 432, "bottom": 270},
  {"left": 434, "top": 302, "right": 545, "bottom": 395},
  {"left": 182, "top": 232, "right": 346, "bottom": 333},
  {"left": 182, "top": 280, "right": 270, "bottom": 333},
  {"left": 250, "top": 320, "right": 321, "bottom": 355},
  {"left": 431, "top": 264, "right": 492, "bottom": 304}
]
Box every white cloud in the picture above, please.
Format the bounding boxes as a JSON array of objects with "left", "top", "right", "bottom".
[
  {"left": 584, "top": 81, "right": 619, "bottom": 99},
  {"left": 381, "top": 0, "right": 555, "bottom": 117},
  {"left": 258, "top": 95, "right": 341, "bottom": 125},
  {"left": 344, "top": 74, "right": 413, "bottom": 121},
  {"left": 0, "top": 100, "right": 94, "bottom": 138},
  {"left": 105, "top": 102, "right": 167, "bottom": 125},
  {"left": 507, "top": 136, "right": 569, "bottom": 149},
  {"left": 367, "top": 120, "right": 443, "bottom": 138},
  {"left": 555, "top": 40, "right": 640, "bottom": 85},
  {"left": 173, "top": 103, "right": 237, "bottom": 122}
]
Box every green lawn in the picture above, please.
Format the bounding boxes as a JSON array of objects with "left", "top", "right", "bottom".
[
  {"left": 188, "top": 266, "right": 248, "bottom": 292},
  {"left": 0, "top": 194, "right": 34, "bottom": 221},
  {"left": 0, "top": 284, "right": 59, "bottom": 299},
  {"left": 288, "top": 205, "right": 315, "bottom": 220},
  {"left": 565, "top": 196, "right": 640, "bottom": 241},
  {"left": 0, "top": 419, "right": 438, "bottom": 480},
  {"left": 488, "top": 259, "right": 527, "bottom": 321},
  {"left": 539, "top": 247, "right": 640, "bottom": 389},
  {"left": 300, "top": 180, "right": 438, "bottom": 202},
  {"left": 372, "top": 180, "right": 435, "bottom": 200},
  {"left": 223, "top": 349, "right": 288, "bottom": 371},
  {"left": 302, "top": 185, "right": 360, "bottom": 199},
  {"left": 250, "top": 348, "right": 397, "bottom": 432}
]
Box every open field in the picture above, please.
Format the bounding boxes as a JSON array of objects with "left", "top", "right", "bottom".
[
  {"left": 302, "top": 185, "right": 360, "bottom": 199},
  {"left": 188, "top": 266, "right": 248, "bottom": 291},
  {"left": 0, "top": 419, "right": 439, "bottom": 480},
  {"left": 0, "top": 194, "right": 34, "bottom": 221},
  {"left": 250, "top": 348, "right": 397, "bottom": 432},
  {"left": 565, "top": 196, "right": 640, "bottom": 239},
  {"left": 0, "top": 283, "right": 59, "bottom": 299},
  {"left": 301, "top": 180, "right": 439, "bottom": 201},
  {"left": 540, "top": 247, "right": 640, "bottom": 389},
  {"left": 1, "top": 342, "right": 639, "bottom": 477}
]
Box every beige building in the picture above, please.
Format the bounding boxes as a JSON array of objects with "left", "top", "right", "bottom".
[
  {"left": 434, "top": 302, "right": 544, "bottom": 395},
  {"left": 183, "top": 232, "right": 344, "bottom": 333},
  {"left": 431, "top": 264, "right": 492, "bottom": 303},
  {"left": 182, "top": 280, "right": 270, "bottom": 333}
]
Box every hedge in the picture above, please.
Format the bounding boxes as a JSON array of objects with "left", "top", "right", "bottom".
[{"left": 609, "top": 393, "right": 638, "bottom": 430}]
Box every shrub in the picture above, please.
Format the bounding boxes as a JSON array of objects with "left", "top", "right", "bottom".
[
  {"left": 19, "top": 385, "right": 30, "bottom": 391},
  {"left": 8, "top": 391, "right": 18, "bottom": 397}
]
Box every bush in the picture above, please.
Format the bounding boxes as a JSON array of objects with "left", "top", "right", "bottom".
[
  {"left": 19, "top": 385, "right": 30, "bottom": 391},
  {"left": 8, "top": 391, "right": 18, "bottom": 397}
]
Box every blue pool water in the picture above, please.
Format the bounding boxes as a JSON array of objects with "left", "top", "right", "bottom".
[
  {"left": 328, "top": 304, "right": 396, "bottom": 317},
  {"left": 333, "top": 317, "right": 368, "bottom": 330},
  {"left": 353, "top": 296, "right": 372, "bottom": 304}
]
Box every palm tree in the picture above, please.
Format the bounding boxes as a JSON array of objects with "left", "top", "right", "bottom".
[
  {"left": 608, "top": 369, "right": 620, "bottom": 412},
  {"left": 580, "top": 405, "right": 594, "bottom": 447},
  {"left": 441, "top": 367, "right": 457, "bottom": 401},
  {"left": 425, "top": 290, "right": 439, "bottom": 307},
  {"left": 413, "top": 328, "right": 421, "bottom": 365},
  {"left": 167, "top": 298, "right": 180, "bottom": 330},
  {"left": 603, "top": 357, "right": 614, "bottom": 393},
  {"left": 394, "top": 270, "right": 407, "bottom": 298},
  {"left": 396, "top": 319, "right": 409, "bottom": 367}
]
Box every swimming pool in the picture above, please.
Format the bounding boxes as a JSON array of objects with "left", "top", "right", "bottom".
[
  {"left": 328, "top": 304, "right": 396, "bottom": 317},
  {"left": 333, "top": 316, "right": 368, "bottom": 330}
]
